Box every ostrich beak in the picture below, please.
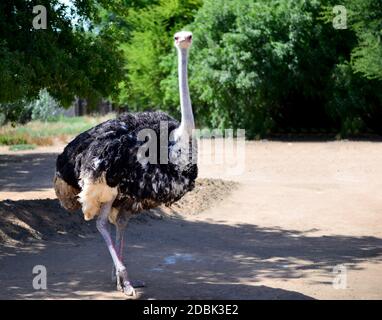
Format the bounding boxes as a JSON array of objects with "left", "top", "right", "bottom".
[
  {"left": 174, "top": 32, "right": 193, "bottom": 47},
  {"left": 180, "top": 35, "right": 192, "bottom": 43}
]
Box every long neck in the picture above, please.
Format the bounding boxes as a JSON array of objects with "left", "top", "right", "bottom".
[{"left": 177, "top": 47, "right": 194, "bottom": 137}]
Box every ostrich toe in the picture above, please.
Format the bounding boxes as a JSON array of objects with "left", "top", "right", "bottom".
[
  {"left": 116, "top": 271, "right": 145, "bottom": 292},
  {"left": 122, "top": 281, "right": 136, "bottom": 297},
  {"left": 116, "top": 269, "right": 145, "bottom": 297}
]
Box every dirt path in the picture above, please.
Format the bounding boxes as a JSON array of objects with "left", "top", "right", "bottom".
[{"left": 0, "top": 141, "right": 382, "bottom": 299}]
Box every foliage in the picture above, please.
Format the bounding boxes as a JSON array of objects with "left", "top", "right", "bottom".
[
  {"left": 0, "top": 0, "right": 124, "bottom": 107},
  {"left": 322, "top": 0, "right": 382, "bottom": 134},
  {"left": 327, "top": 62, "right": 382, "bottom": 135},
  {"left": 160, "top": 0, "right": 381, "bottom": 137},
  {"left": 345, "top": 0, "right": 382, "bottom": 81},
  {"left": 117, "top": 0, "right": 202, "bottom": 115},
  {"left": 1, "top": 0, "right": 381, "bottom": 137},
  {"left": 179, "top": 0, "right": 355, "bottom": 136},
  {"left": 117, "top": 0, "right": 382, "bottom": 137},
  {"left": 28, "top": 89, "right": 62, "bottom": 121},
  {"left": 0, "top": 100, "right": 32, "bottom": 125},
  {"left": 0, "top": 114, "right": 114, "bottom": 146}
]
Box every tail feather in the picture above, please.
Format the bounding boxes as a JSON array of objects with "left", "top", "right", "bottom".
[{"left": 53, "top": 174, "right": 81, "bottom": 212}]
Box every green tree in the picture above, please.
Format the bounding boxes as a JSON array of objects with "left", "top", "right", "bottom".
[
  {"left": 161, "top": 0, "right": 380, "bottom": 137},
  {"left": 0, "top": 0, "right": 124, "bottom": 107},
  {"left": 180, "top": 0, "right": 357, "bottom": 136},
  {"left": 322, "top": 0, "right": 382, "bottom": 134},
  {"left": 346, "top": 0, "right": 382, "bottom": 80}
]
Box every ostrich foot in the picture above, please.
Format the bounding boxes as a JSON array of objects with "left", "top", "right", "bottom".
[
  {"left": 121, "top": 281, "right": 136, "bottom": 297},
  {"left": 113, "top": 267, "right": 145, "bottom": 288},
  {"left": 116, "top": 276, "right": 145, "bottom": 292},
  {"left": 116, "top": 269, "right": 145, "bottom": 297}
]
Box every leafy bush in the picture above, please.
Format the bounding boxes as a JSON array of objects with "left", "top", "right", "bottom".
[
  {"left": 0, "top": 134, "right": 28, "bottom": 145},
  {"left": 345, "top": 0, "right": 382, "bottom": 81},
  {"left": 0, "top": 100, "right": 32, "bottom": 125},
  {"left": 0, "top": 89, "right": 63, "bottom": 124},
  {"left": 28, "top": 89, "right": 62, "bottom": 122},
  {"left": 327, "top": 62, "right": 382, "bottom": 135}
]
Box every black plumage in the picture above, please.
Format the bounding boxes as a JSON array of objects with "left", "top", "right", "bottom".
[{"left": 55, "top": 111, "right": 198, "bottom": 216}]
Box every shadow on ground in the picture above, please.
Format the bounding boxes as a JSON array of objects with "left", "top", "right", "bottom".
[
  {"left": 0, "top": 153, "right": 58, "bottom": 192},
  {"left": 1, "top": 200, "right": 382, "bottom": 299},
  {"left": 0, "top": 199, "right": 95, "bottom": 245}
]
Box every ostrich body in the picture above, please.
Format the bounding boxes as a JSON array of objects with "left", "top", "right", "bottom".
[{"left": 54, "top": 31, "right": 197, "bottom": 296}]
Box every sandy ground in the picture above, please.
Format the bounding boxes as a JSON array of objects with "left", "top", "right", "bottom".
[{"left": 0, "top": 141, "right": 382, "bottom": 299}]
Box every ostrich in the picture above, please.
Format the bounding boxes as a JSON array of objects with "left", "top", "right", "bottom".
[{"left": 53, "top": 31, "right": 197, "bottom": 297}]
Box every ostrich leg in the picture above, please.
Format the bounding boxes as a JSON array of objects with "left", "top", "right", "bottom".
[
  {"left": 111, "top": 218, "right": 126, "bottom": 285},
  {"left": 113, "top": 214, "right": 145, "bottom": 290},
  {"left": 115, "top": 215, "right": 128, "bottom": 261},
  {"left": 114, "top": 215, "right": 128, "bottom": 291},
  {"left": 96, "top": 201, "right": 135, "bottom": 296}
]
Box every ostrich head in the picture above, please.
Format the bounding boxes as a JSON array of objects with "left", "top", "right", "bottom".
[{"left": 174, "top": 31, "right": 192, "bottom": 50}]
